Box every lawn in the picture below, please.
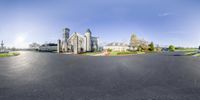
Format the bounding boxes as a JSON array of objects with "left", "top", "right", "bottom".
[
  {"left": 193, "top": 53, "right": 200, "bottom": 57},
  {"left": 175, "top": 48, "right": 198, "bottom": 52},
  {"left": 109, "top": 51, "right": 145, "bottom": 56},
  {"left": 185, "top": 51, "right": 197, "bottom": 56},
  {"left": 80, "top": 51, "right": 145, "bottom": 56},
  {"left": 0, "top": 52, "right": 20, "bottom": 57},
  {"left": 178, "top": 48, "right": 200, "bottom": 57},
  {"left": 80, "top": 52, "right": 102, "bottom": 56}
]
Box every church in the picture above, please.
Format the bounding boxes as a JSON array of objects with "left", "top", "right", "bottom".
[{"left": 57, "top": 28, "right": 99, "bottom": 54}]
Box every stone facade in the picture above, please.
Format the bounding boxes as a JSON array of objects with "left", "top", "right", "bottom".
[{"left": 58, "top": 28, "right": 99, "bottom": 54}]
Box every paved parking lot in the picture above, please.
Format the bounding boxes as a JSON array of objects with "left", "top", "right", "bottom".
[{"left": 0, "top": 51, "right": 200, "bottom": 100}]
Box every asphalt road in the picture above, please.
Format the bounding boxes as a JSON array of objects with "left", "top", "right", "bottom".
[{"left": 0, "top": 51, "right": 200, "bottom": 100}]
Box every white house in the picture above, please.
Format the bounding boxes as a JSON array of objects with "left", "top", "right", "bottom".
[{"left": 104, "top": 42, "right": 129, "bottom": 52}]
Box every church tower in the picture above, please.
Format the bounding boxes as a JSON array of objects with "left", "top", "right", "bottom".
[
  {"left": 62, "top": 28, "right": 70, "bottom": 52},
  {"left": 63, "top": 28, "right": 70, "bottom": 42},
  {"left": 57, "top": 39, "right": 61, "bottom": 53},
  {"left": 85, "top": 29, "right": 92, "bottom": 52}
]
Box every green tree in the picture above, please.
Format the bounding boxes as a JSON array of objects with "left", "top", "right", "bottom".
[
  {"left": 130, "top": 34, "right": 139, "bottom": 50},
  {"left": 107, "top": 48, "right": 112, "bottom": 52},
  {"left": 168, "top": 45, "right": 175, "bottom": 52},
  {"left": 148, "top": 42, "right": 155, "bottom": 51},
  {"left": 137, "top": 45, "right": 142, "bottom": 52},
  {"left": 199, "top": 46, "right": 200, "bottom": 50}
]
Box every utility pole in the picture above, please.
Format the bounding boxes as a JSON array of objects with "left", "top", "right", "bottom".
[{"left": 1, "top": 40, "right": 4, "bottom": 51}]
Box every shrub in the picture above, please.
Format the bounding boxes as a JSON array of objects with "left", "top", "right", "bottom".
[
  {"left": 148, "top": 42, "right": 155, "bottom": 51},
  {"left": 168, "top": 45, "right": 175, "bottom": 52},
  {"left": 107, "top": 49, "right": 112, "bottom": 52}
]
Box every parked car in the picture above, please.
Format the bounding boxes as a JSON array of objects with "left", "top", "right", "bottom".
[{"left": 161, "top": 48, "right": 169, "bottom": 52}]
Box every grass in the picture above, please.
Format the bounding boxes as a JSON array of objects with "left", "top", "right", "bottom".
[
  {"left": 81, "top": 52, "right": 101, "bottom": 56},
  {"left": 116, "top": 52, "right": 134, "bottom": 55},
  {"left": 174, "top": 48, "right": 200, "bottom": 58},
  {"left": 175, "top": 48, "right": 198, "bottom": 52},
  {"left": 110, "top": 51, "right": 118, "bottom": 55},
  {"left": 109, "top": 51, "right": 145, "bottom": 56},
  {"left": 193, "top": 53, "right": 200, "bottom": 57},
  {"left": 0, "top": 52, "right": 20, "bottom": 57},
  {"left": 137, "top": 51, "right": 146, "bottom": 54},
  {"left": 82, "top": 48, "right": 200, "bottom": 57},
  {"left": 145, "top": 51, "right": 161, "bottom": 54},
  {"left": 177, "top": 48, "right": 200, "bottom": 57},
  {"left": 81, "top": 51, "right": 145, "bottom": 56},
  {"left": 185, "top": 51, "right": 197, "bottom": 56}
]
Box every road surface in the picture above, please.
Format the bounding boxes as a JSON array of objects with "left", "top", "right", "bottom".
[{"left": 0, "top": 51, "right": 200, "bottom": 100}]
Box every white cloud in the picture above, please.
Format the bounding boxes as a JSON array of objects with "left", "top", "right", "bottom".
[{"left": 158, "top": 12, "right": 171, "bottom": 17}]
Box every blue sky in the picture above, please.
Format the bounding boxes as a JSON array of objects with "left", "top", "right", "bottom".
[{"left": 0, "top": 0, "right": 200, "bottom": 48}]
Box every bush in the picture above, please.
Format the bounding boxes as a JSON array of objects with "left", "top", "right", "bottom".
[
  {"left": 169, "top": 45, "right": 175, "bottom": 52},
  {"left": 148, "top": 42, "right": 155, "bottom": 51},
  {"left": 107, "top": 49, "right": 112, "bottom": 52}
]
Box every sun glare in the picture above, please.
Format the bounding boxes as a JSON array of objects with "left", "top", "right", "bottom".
[
  {"left": 16, "top": 36, "right": 25, "bottom": 43},
  {"left": 14, "top": 36, "right": 28, "bottom": 48}
]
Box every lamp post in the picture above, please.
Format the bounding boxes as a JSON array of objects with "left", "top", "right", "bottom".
[{"left": 0, "top": 40, "right": 3, "bottom": 52}]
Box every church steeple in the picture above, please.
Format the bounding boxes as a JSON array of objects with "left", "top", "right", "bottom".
[
  {"left": 86, "top": 29, "right": 91, "bottom": 33},
  {"left": 63, "top": 28, "right": 70, "bottom": 42},
  {"left": 85, "top": 29, "right": 92, "bottom": 51}
]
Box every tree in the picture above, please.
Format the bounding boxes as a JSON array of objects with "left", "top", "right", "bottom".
[
  {"left": 11, "top": 47, "right": 16, "bottom": 51},
  {"left": 148, "top": 42, "right": 155, "bottom": 51},
  {"left": 107, "top": 48, "right": 112, "bottom": 52},
  {"left": 130, "top": 34, "right": 139, "bottom": 50},
  {"left": 155, "top": 45, "right": 162, "bottom": 52},
  {"left": 168, "top": 45, "right": 175, "bottom": 52},
  {"left": 199, "top": 46, "right": 200, "bottom": 50},
  {"left": 137, "top": 39, "right": 149, "bottom": 51},
  {"left": 29, "top": 43, "right": 40, "bottom": 50}
]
